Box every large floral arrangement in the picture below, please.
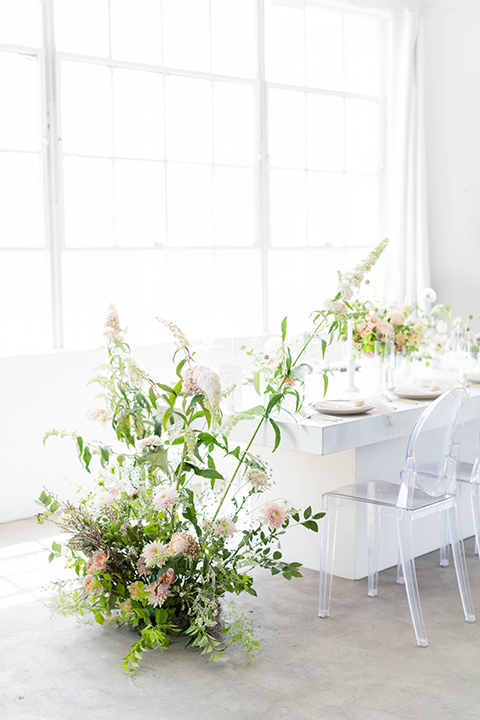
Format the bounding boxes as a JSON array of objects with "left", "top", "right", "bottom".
[
  {"left": 345, "top": 300, "right": 426, "bottom": 356},
  {"left": 36, "top": 239, "right": 388, "bottom": 673}
]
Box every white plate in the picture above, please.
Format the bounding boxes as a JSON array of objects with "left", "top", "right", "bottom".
[
  {"left": 311, "top": 401, "right": 374, "bottom": 416},
  {"left": 465, "top": 373, "right": 480, "bottom": 385},
  {"left": 392, "top": 386, "right": 445, "bottom": 400}
]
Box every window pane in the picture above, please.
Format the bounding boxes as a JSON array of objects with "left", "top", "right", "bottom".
[
  {"left": 115, "top": 249, "right": 169, "bottom": 345},
  {"left": 54, "top": 0, "right": 109, "bottom": 57},
  {"left": 63, "top": 157, "right": 113, "bottom": 247},
  {"left": 163, "top": 0, "right": 210, "bottom": 73},
  {"left": 307, "top": 94, "right": 344, "bottom": 171},
  {"left": 0, "top": 252, "right": 51, "bottom": 353},
  {"left": 344, "top": 14, "right": 381, "bottom": 96},
  {"left": 269, "top": 89, "right": 305, "bottom": 169},
  {"left": 113, "top": 69, "right": 164, "bottom": 160},
  {"left": 211, "top": 0, "right": 256, "bottom": 78},
  {"left": 0, "top": 153, "right": 43, "bottom": 247},
  {"left": 266, "top": 3, "right": 305, "bottom": 86},
  {"left": 306, "top": 7, "right": 343, "bottom": 91},
  {"left": 270, "top": 170, "right": 306, "bottom": 247},
  {"left": 307, "top": 172, "right": 344, "bottom": 247},
  {"left": 214, "top": 82, "right": 254, "bottom": 166},
  {"left": 110, "top": 0, "right": 162, "bottom": 65},
  {"left": 61, "top": 61, "right": 112, "bottom": 156},
  {"left": 345, "top": 98, "right": 378, "bottom": 173},
  {"left": 268, "top": 249, "right": 308, "bottom": 332},
  {"left": 213, "top": 250, "right": 262, "bottom": 335},
  {"left": 0, "top": 52, "right": 39, "bottom": 151},
  {"left": 0, "top": 0, "right": 41, "bottom": 47},
  {"left": 167, "top": 164, "right": 212, "bottom": 246},
  {"left": 165, "top": 76, "right": 212, "bottom": 163},
  {"left": 163, "top": 249, "right": 215, "bottom": 339},
  {"left": 305, "top": 248, "right": 346, "bottom": 314},
  {"left": 62, "top": 251, "right": 116, "bottom": 348},
  {"left": 345, "top": 174, "right": 378, "bottom": 246},
  {"left": 214, "top": 167, "right": 254, "bottom": 247},
  {"left": 114, "top": 160, "right": 166, "bottom": 247}
]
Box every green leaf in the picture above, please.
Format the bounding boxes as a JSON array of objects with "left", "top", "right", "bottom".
[
  {"left": 253, "top": 370, "right": 262, "bottom": 396},
  {"left": 304, "top": 506, "right": 312, "bottom": 519},
  {"left": 301, "top": 520, "right": 318, "bottom": 532},
  {"left": 281, "top": 316, "right": 288, "bottom": 343},
  {"left": 269, "top": 418, "right": 281, "bottom": 452},
  {"left": 265, "top": 393, "right": 283, "bottom": 417},
  {"left": 272, "top": 551, "right": 282, "bottom": 560},
  {"left": 82, "top": 446, "right": 92, "bottom": 472}
]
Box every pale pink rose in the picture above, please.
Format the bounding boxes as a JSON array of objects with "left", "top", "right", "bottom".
[
  {"left": 159, "top": 568, "right": 175, "bottom": 586},
  {"left": 370, "top": 315, "right": 381, "bottom": 326},
  {"left": 142, "top": 541, "right": 171, "bottom": 568},
  {"left": 389, "top": 310, "right": 405, "bottom": 326},
  {"left": 153, "top": 487, "right": 179, "bottom": 511},
  {"left": 377, "top": 321, "right": 394, "bottom": 338},
  {"left": 129, "top": 581, "right": 143, "bottom": 599},
  {"left": 357, "top": 321, "right": 367, "bottom": 334},
  {"left": 136, "top": 435, "right": 162, "bottom": 451},
  {"left": 213, "top": 517, "right": 237, "bottom": 538},
  {"left": 86, "top": 550, "right": 108, "bottom": 573},
  {"left": 260, "top": 501, "right": 287, "bottom": 530},
  {"left": 84, "top": 575, "right": 95, "bottom": 592}
]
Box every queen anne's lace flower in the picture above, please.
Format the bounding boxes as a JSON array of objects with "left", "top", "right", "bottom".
[
  {"left": 169, "top": 531, "right": 200, "bottom": 560},
  {"left": 246, "top": 467, "right": 271, "bottom": 491},
  {"left": 85, "top": 407, "right": 112, "bottom": 423}
]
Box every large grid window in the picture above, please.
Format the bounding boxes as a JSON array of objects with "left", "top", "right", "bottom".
[{"left": 0, "top": 0, "right": 386, "bottom": 355}]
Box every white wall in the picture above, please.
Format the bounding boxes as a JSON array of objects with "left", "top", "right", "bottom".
[{"left": 422, "top": 0, "right": 480, "bottom": 321}]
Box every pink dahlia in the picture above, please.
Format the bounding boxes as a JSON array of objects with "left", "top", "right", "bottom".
[
  {"left": 213, "top": 517, "right": 237, "bottom": 538},
  {"left": 260, "top": 501, "right": 287, "bottom": 530},
  {"left": 246, "top": 468, "right": 271, "bottom": 492},
  {"left": 146, "top": 581, "right": 171, "bottom": 608},
  {"left": 153, "top": 487, "right": 179, "bottom": 511},
  {"left": 142, "top": 541, "right": 170, "bottom": 568}
]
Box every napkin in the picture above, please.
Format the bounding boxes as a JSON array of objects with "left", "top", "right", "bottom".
[{"left": 366, "top": 397, "right": 395, "bottom": 424}]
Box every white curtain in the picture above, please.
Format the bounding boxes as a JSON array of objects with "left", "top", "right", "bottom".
[{"left": 385, "top": 8, "right": 430, "bottom": 308}]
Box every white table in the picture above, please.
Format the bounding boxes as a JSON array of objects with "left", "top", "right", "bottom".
[{"left": 232, "top": 388, "right": 480, "bottom": 579}]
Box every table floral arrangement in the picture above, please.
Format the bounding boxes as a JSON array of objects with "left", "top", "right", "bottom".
[
  {"left": 36, "top": 239, "right": 388, "bottom": 673},
  {"left": 344, "top": 300, "right": 426, "bottom": 357}
]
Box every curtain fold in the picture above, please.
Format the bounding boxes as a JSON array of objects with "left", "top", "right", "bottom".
[{"left": 385, "top": 8, "right": 430, "bottom": 308}]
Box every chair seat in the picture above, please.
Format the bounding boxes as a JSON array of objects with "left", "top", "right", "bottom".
[{"left": 327, "top": 480, "right": 450, "bottom": 510}]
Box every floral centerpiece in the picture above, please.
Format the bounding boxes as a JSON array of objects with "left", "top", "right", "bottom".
[
  {"left": 345, "top": 300, "right": 426, "bottom": 357},
  {"left": 36, "top": 239, "right": 388, "bottom": 673}
]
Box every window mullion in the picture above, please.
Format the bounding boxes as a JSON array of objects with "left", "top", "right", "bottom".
[
  {"left": 256, "top": 0, "right": 270, "bottom": 334},
  {"left": 41, "top": 0, "right": 64, "bottom": 349}
]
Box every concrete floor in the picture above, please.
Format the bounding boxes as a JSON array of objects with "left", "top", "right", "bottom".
[{"left": 2, "top": 519, "right": 480, "bottom": 719}]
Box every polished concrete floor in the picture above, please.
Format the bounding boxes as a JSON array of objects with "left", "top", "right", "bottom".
[{"left": 2, "top": 518, "right": 480, "bottom": 720}]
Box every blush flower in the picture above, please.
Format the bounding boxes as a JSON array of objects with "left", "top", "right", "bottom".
[
  {"left": 86, "top": 550, "right": 108, "bottom": 573},
  {"left": 136, "top": 435, "right": 162, "bottom": 451},
  {"left": 388, "top": 310, "right": 405, "bottom": 326},
  {"left": 146, "top": 582, "right": 171, "bottom": 608},
  {"left": 377, "top": 321, "right": 394, "bottom": 338},
  {"left": 213, "top": 517, "right": 237, "bottom": 538},
  {"left": 128, "top": 581, "right": 143, "bottom": 599},
  {"left": 169, "top": 531, "right": 200, "bottom": 560},
  {"left": 84, "top": 407, "right": 112, "bottom": 423},
  {"left": 142, "top": 541, "right": 171, "bottom": 568},
  {"left": 153, "top": 487, "right": 179, "bottom": 511},
  {"left": 260, "top": 501, "right": 287, "bottom": 530},
  {"left": 246, "top": 467, "right": 271, "bottom": 492}
]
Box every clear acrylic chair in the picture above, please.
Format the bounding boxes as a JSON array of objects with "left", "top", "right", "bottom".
[
  {"left": 439, "top": 432, "right": 480, "bottom": 563},
  {"left": 318, "top": 387, "right": 475, "bottom": 646}
]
